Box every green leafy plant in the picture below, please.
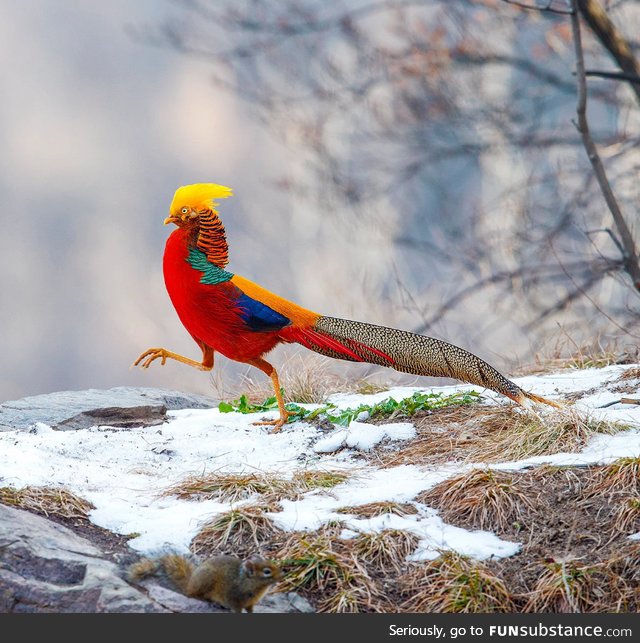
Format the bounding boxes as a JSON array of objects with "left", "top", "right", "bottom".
[{"left": 218, "top": 390, "right": 481, "bottom": 426}]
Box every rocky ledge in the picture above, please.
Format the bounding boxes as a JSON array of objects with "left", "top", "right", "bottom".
[{"left": 0, "top": 387, "right": 313, "bottom": 613}]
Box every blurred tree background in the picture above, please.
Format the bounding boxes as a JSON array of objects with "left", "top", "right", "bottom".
[
  {"left": 1, "top": 1, "right": 638, "bottom": 402},
  {"left": 152, "top": 0, "right": 640, "bottom": 368}
]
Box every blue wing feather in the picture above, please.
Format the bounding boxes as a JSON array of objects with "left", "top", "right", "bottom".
[{"left": 235, "top": 292, "right": 292, "bottom": 332}]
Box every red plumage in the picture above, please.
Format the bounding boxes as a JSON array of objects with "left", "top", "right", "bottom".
[{"left": 163, "top": 227, "right": 283, "bottom": 364}]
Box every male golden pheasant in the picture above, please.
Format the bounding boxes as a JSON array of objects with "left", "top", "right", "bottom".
[{"left": 135, "top": 183, "right": 559, "bottom": 430}]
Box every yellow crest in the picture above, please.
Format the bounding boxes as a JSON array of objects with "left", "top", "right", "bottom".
[{"left": 170, "top": 183, "right": 233, "bottom": 214}]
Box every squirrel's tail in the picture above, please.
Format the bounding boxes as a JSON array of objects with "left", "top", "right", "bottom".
[
  {"left": 160, "top": 554, "right": 196, "bottom": 594},
  {"left": 127, "top": 554, "right": 196, "bottom": 595},
  {"left": 127, "top": 557, "right": 162, "bottom": 583}
]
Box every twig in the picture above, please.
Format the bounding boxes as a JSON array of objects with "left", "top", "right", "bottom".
[
  {"left": 597, "top": 398, "right": 640, "bottom": 408},
  {"left": 570, "top": 0, "right": 640, "bottom": 292},
  {"left": 585, "top": 228, "right": 625, "bottom": 258},
  {"left": 502, "top": 0, "right": 572, "bottom": 15},
  {"left": 584, "top": 69, "right": 640, "bottom": 84}
]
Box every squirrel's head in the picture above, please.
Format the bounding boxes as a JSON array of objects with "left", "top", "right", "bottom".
[{"left": 242, "top": 555, "right": 282, "bottom": 584}]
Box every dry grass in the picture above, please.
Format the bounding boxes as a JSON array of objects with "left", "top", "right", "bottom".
[
  {"left": 617, "top": 367, "right": 640, "bottom": 381},
  {"left": 400, "top": 552, "right": 514, "bottom": 613},
  {"left": 612, "top": 496, "right": 640, "bottom": 534},
  {"left": 584, "top": 457, "right": 640, "bottom": 498},
  {"left": 239, "top": 354, "right": 389, "bottom": 405},
  {"left": 162, "top": 469, "right": 351, "bottom": 505},
  {"left": 292, "top": 470, "right": 351, "bottom": 490},
  {"left": 517, "top": 334, "right": 639, "bottom": 375},
  {"left": 0, "top": 486, "right": 93, "bottom": 520},
  {"left": 380, "top": 404, "right": 509, "bottom": 466},
  {"left": 523, "top": 559, "right": 610, "bottom": 613},
  {"left": 353, "top": 530, "right": 419, "bottom": 573},
  {"left": 607, "top": 542, "right": 640, "bottom": 610},
  {"left": 467, "top": 408, "right": 626, "bottom": 463},
  {"left": 418, "top": 468, "right": 534, "bottom": 531},
  {"left": 380, "top": 406, "right": 627, "bottom": 468},
  {"left": 161, "top": 472, "right": 300, "bottom": 503},
  {"left": 336, "top": 501, "right": 419, "bottom": 518},
  {"left": 277, "top": 526, "right": 382, "bottom": 612},
  {"left": 190, "top": 504, "right": 280, "bottom": 556}
]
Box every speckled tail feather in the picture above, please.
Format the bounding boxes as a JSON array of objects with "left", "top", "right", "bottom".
[{"left": 293, "top": 316, "right": 560, "bottom": 408}]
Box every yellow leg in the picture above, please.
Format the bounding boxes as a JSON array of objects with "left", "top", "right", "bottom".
[
  {"left": 133, "top": 343, "right": 214, "bottom": 371},
  {"left": 248, "top": 358, "right": 293, "bottom": 433}
]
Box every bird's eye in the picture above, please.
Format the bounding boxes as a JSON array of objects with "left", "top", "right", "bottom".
[
  {"left": 262, "top": 568, "right": 272, "bottom": 577},
  {"left": 180, "top": 207, "right": 189, "bottom": 215}
]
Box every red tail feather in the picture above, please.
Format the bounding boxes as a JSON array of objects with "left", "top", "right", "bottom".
[{"left": 280, "top": 326, "right": 395, "bottom": 365}]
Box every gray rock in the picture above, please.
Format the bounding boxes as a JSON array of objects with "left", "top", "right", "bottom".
[
  {"left": 0, "top": 387, "right": 217, "bottom": 432},
  {"left": 0, "top": 505, "right": 168, "bottom": 613},
  {"left": 142, "top": 582, "right": 314, "bottom": 613}
]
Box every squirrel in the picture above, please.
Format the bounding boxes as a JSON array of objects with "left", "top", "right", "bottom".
[{"left": 129, "top": 553, "right": 282, "bottom": 613}]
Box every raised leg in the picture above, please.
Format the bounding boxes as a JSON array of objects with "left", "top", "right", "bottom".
[
  {"left": 133, "top": 342, "right": 214, "bottom": 371},
  {"left": 247, "top": 357, "right": 293, "bottom": 433}
]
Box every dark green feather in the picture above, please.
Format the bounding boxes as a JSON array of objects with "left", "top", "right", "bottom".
[{"left": 187, "top": 247, "right": 234, "bottom": 285}]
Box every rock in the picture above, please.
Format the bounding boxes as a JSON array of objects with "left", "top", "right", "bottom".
[
  {"left": 0, "top": 504, "right": 167, "bottom": 613},
  {"left": 0, "top": 387, "right": 217, "bottom": 432},
  {"left": 141, "top": 582, "right": 314, "bottom": 613}
]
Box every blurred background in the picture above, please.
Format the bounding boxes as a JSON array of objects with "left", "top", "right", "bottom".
[{"left": 1, "top": 0, "right": 638, "bottom": 403}]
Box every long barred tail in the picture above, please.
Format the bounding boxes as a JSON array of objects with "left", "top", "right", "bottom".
[{"left": 284, "top": 316, "right": 560, "bottom": 409}]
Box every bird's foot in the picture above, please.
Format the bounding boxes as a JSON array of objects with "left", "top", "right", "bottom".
[
  {"left": 133, "top": 347, "right": 170, "bottom": 369},
  {"left": 253, "top": 408, "right": 295, "bottom": 434}
]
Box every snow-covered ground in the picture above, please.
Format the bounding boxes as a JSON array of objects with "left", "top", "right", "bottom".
[{"left": 1, "top": 365, "right": 638, "bottom": 559}]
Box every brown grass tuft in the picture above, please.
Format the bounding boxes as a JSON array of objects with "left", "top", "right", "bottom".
[
  {"left": 612, "top": 496, "right": 640, "bottom": 534},
  {"left": 336, "top": 501, "right": 419, "bottom": 519},
  {"left": 0, "top": 486, "right": 93, "bottom": 520},
  {"left": 606, "top": 541, "right": 640, "bottom": 610},
  {"left": 161, "top": 472, "right": 299, "bottom": 503},
  {"left": 584, "top": 458, "right": 640, "bottom": 498},
  {"left": 380, "top": 404, "right": 513, "bottom": 466},
  {"left": 617, "top": 367, "right": 640, "bottom": 381},
  {"left": 277, "top": 526, "right": 381, "bottom": 612},
  {"left": 379, "top": 406, "right": 624, "bottom": 468},
  {"left": 523, "top": 559, "right": 610, "bottom": 613},
  {"left": 418, "top": 468, "right": 534, "bottom": 531},
  {"left": 292, "top": 470, "right": 351, "bottom": 490},
  {"left": 400, "top": 551, "right": 514, "bottom": 613},
  {"left": 162, "top": 469, "right": 351, "bottom": 505},
  {"left": 518, "top": 334, "right": 639, "bottom": 375},
  {"left": 467, "top": 408, "right": 626, "bottom": 463},
  {"left": 353, "top": 529, "right": 419, "bottom": 573},
  {"left": 191, "top": 504, "right": 280, "bottom": 556}
]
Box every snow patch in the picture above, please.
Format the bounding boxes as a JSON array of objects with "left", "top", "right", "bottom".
[{"left": 0, "top": 364, "right": 638, "bottom": 561}]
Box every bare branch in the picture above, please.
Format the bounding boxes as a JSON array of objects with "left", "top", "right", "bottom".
[
  {"left": 502, "top": 0, "right": 572, "bottom": 15},
  {"left": 570, "top": 0, "right": 640, "bottom": 291},
  {"left": 413, "top": 259, "right": 617, "bottom": 334},
  {"left": 584, "top": 69, "right": 640, "bottom": 84},
  {"left": 585, "top": 228, "right": 625, "bottom": 257},
  {"left": 577, "top": 0, "right": 640, "bottom": 105}
]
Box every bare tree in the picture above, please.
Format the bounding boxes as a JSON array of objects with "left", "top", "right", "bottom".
[{"left": 149, "top": 0, "right": 640, "bottom": 366}]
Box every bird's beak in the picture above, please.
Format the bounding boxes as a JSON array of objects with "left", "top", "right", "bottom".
[{"left": 164, "top": 215, "right": 179, "bottom": 225}]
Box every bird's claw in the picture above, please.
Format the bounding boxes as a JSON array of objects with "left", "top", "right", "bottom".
[
  {"left": 253, "top": 408, "right": 294, "bottom": 434},
  {"left": 133, "top": 347, "right": 169, "bottom": 369}
]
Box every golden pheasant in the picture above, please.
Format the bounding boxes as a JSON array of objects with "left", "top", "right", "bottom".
[{"left": 135, "top": 183, "right": 559, "bottom": 430}]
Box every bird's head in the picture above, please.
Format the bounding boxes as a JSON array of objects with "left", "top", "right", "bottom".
[{"left": 164, "top": 183, "right": 233, "bottom": 227}]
